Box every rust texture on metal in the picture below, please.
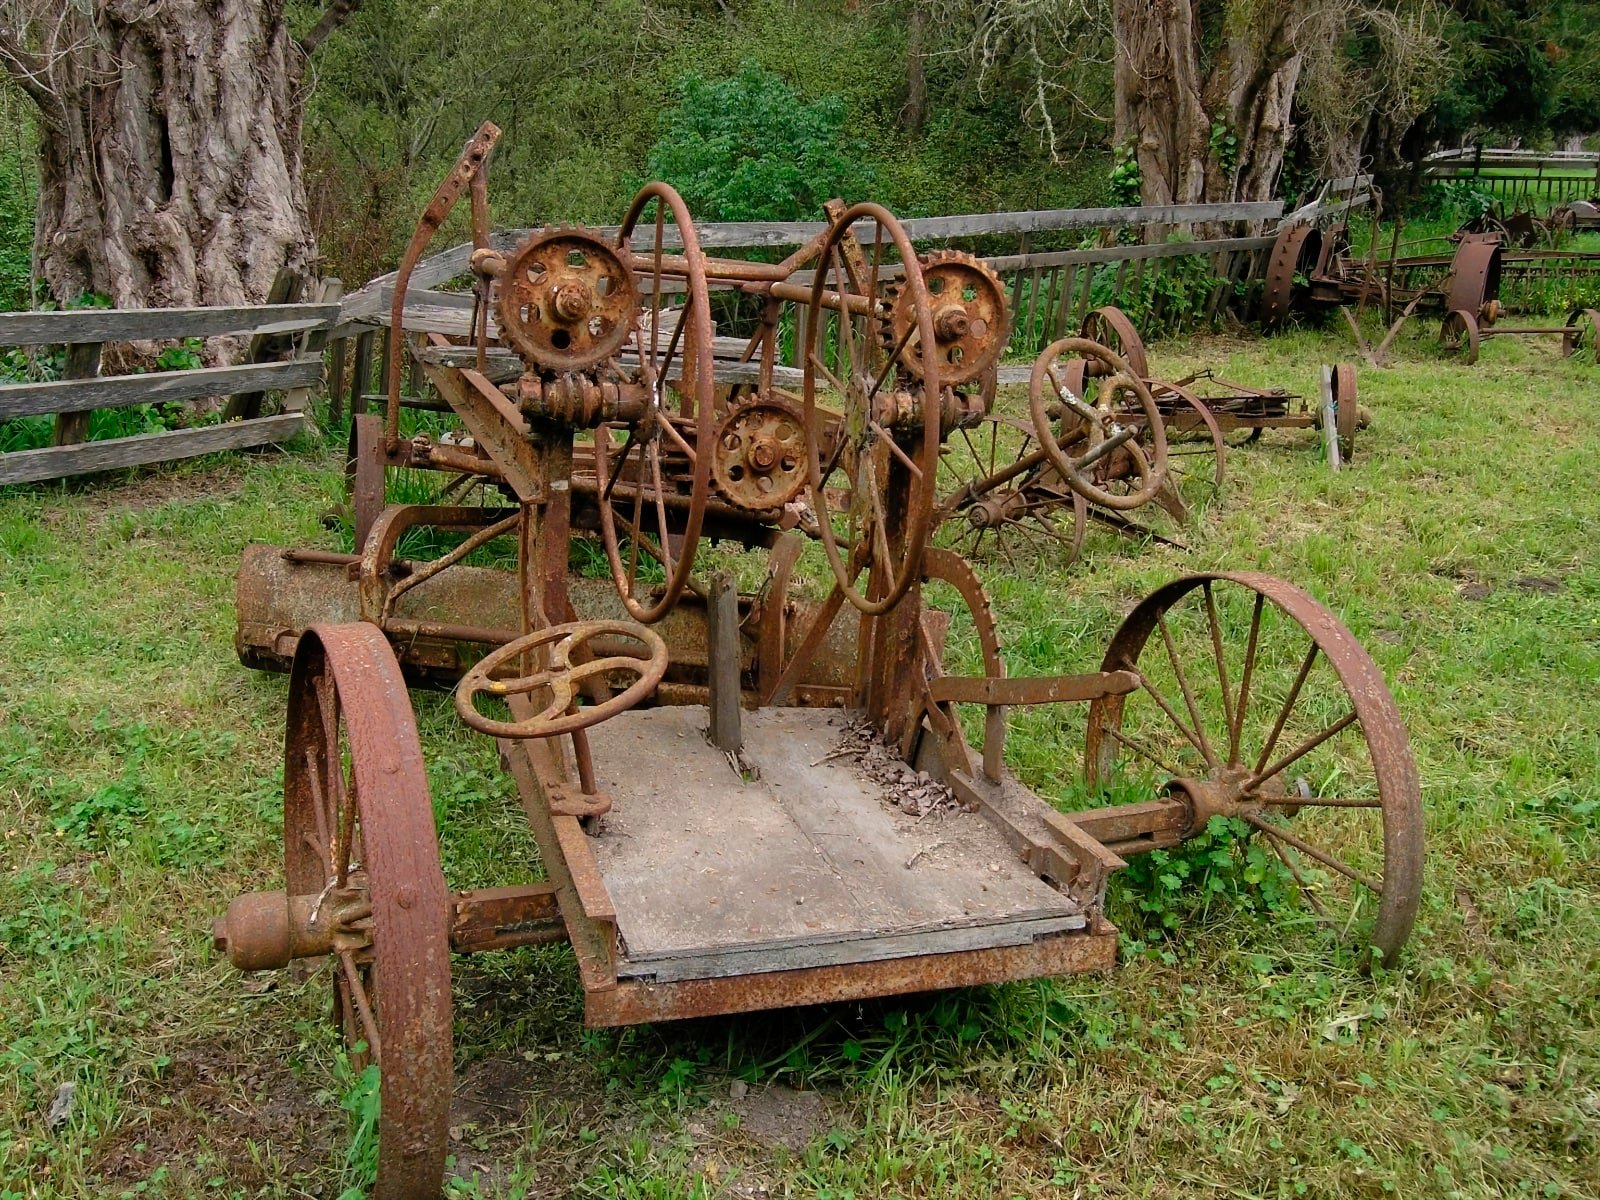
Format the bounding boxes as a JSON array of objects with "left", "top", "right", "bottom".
[
  {"left": 284, "top": 624, "right": 453, "bottom": 1199},
  {"left": 1084, "top": 572, "right": 1424, "bottom": 963}
]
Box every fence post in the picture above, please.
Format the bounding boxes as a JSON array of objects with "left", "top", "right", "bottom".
[{"left": 50, "top": 342, "right": 104, "bottom": 447}]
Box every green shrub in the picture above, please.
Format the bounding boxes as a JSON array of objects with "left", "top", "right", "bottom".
[{"left": 642, "top": 63, "right": 873, "bottom": 222}]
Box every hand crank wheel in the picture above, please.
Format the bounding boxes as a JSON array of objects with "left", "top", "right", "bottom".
[
  {"left": 1084, "top": 574, "right": 1423, "bottom": 966},
  {"left": 1029, "top": 337, "right": 1169, "bottom": 511},
  {"left": 455, "top": 620, "right": 668, "bottom": 739},
  {"left": 284, "top": 624, "right": 452, "bottom": 1200}
]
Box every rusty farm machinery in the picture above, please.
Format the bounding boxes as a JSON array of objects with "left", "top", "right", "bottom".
[
  {"left": 213, "top": 125, "right": 1425, "bottom": 1197},
  {"left": 1262, "top": 213, "right": 1600, "bottom": 368}
]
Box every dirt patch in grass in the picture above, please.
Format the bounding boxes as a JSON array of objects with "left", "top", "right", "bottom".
[{"left": 89, "top": 1042, "right": 337, "bottom": 1193}]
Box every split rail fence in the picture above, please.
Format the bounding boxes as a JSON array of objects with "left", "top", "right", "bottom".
[{"left": 0, "top": 283, "right": 340, "bottom": 486}]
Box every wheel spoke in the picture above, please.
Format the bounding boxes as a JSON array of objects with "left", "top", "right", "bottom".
[
  {"left": 1202, "top": 583, "right": 1235, "bottom": 742},
  {"left": 1262, "top": 826, "right": 1331, "bottom": 918},
  {"left": 303, "top": 746, "right": 333, "bottom": 864},
  {"left": 1246, "top": 709, "right": 1359, "bottom": 791},
  {"left": 1134, "top": 671, "right": 1209, "bottom": 763},
  {"left": 1253, "top": 642, "right": 1319, "bottom": 777},
  {"left": 868, "top": 321, "right": 915, "bottom": 401},
  {"left": 869, "top": 419, "right": 923, "bottom": 478},
  {"left": 1245, "top": 811, "right": 1383, "bottom": 895},
  {"left": 1158, "top": 614, "right": 1217, "bottom": 767},
  {"left": 1105, "top": 724, "right": 1182, "bottom": 779},
  {"left": 1267, "top": 794, "right": 1382, "bottom": 809},
  {"left": 338, "top": 951, "right": 383, "bottom": 1062},
  {"left": 809, "top": 350, "right": 848, "bottom": 398},
  {"left": 1228, "top": 592, "right": 1265, "bottom": 766}
]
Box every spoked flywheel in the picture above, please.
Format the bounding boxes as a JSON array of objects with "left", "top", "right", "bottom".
[
  {"left": 284, "top": 624, "right": 453, "bottom": 1199},
  {"left": 934, "top": 413, "right": 1087, "bottom": 566},
  {"left": 1084, "top": 574, "right": 1424, "bottom": 965}
]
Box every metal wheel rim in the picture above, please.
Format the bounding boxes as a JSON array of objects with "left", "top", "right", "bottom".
[
  {"left": 285, "top": 624, "right": 452, "bottom": 1199},
  {"left": 596, "top": 181, "right": 716, "bottom": 623},
  {"left": 802, "top": 202, "right": 941, "bottom": 616},
  {"left": 1083, "top": 573, "right": 1424, "bottom": 966}
]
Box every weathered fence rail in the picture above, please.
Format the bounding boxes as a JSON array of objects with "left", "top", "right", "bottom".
[
  {"left": 1424, "top": 146, "right": 1600, "bottom": 203},
  {"left": 0, "top": 291, "right": 339, "bottom": 486}
]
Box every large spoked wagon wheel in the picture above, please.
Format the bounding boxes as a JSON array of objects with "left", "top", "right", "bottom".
[
  {"left": 1084, "top": 574, "right": 1423, "bottom": 966},
  {"left": 1030, "top": 337, "right": 1168, "bottom": 512},
  {"left": 935, "top": 413, "right": 1087, "bottom": 566},
  {"left": 596, "top": 182, "right": 717, "bottom": 623},
  {"left": 802, "top": 203, "right": 942, "bottom": 616},
  {"left": 284, "top": 624, "right": 452, "bottom": 1199},
  {"left": 1330, "top": 363, "right": 1359, "bottom": 460}
]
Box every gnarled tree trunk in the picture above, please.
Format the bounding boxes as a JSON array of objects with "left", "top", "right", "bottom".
[
  {"left": 2, "top": 1, "right": 359, "bottom": 312},
  {"left": 1112, "top": 0, "right": 1305, "bottom": 212}
]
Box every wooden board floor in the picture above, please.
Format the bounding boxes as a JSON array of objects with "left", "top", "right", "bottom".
[{"left": 585, "top": 706, "right": 1084, "bottom": 983}]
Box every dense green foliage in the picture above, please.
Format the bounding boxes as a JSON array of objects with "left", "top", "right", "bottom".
[
  {"left": 0, "top": 93, "right": 35, "bottom": 312},
  {"left": 640, "top": 64, "right": 872, "bottom": 221}
]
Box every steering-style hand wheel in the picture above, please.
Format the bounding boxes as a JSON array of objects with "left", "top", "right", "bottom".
[
  {"left": 1029, "top": 337, "right": 1169, "bottom": 511},
  {"left": 455, "top": 620, "right": 668, "bottom": 739}
]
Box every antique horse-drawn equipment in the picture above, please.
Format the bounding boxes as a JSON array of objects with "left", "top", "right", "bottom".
[{"left": 215, "top": 125, "right": 1424, "bottom": 1197}]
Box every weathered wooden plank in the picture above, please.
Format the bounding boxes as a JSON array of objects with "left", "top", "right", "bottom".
[
  {"left": 0, "top": 413, "right": 305, "bottom": 486},
  {"left": 984, "top": 235, "right": 1275, "bottom": 273},
  {"left": 0, "top": 358, "right": 324, "bottom": 420},
  {"left": 0, "top": 304, "right": 340, "bottom": 347}
]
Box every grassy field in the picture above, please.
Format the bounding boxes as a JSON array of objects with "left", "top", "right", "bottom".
[{"left": 2, "top": 318, "right": 1599, "bottom": 1199}]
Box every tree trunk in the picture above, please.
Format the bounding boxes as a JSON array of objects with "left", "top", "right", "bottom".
[
  {"left": 1112, "top": 0, "right": 1304, "bottom": 219},
  {"left": 22, "top": 1, "right": 314, "bottom": 314},
  {"left": 900, "top": 4, "right": 929, "bottom": 136}
]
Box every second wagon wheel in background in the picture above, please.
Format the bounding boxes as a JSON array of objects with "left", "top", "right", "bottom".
[
  {"left": 284, "top": 623, "right": 452, "bottom": 1200},
  {"left": 935, "top": 412, "right": 1088, "bottom": 566},
  {"left": 1083, "top": 574, "right": 1424, "bottom": 966},
  {"left": 1080, "top": 306, "right": 1150, "bottom": 380}
]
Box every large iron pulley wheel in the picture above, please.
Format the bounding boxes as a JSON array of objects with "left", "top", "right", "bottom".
[
  {"left": 802, "top": 203, "right": 942, "bottom": 616},
  {"left": 1083, "top": 574, "right": 1424, "bottom": 966},
  {"left": 1081, "top": 306, "right": 1150, "bottom": 380},
  {"left": 1561, "top": 307, "right": 1600, "bottom": 361},
  {"left": 1029, "top": 337, "right": 1169, "bottom": 511},
  {"left": 1330, "top": 363, "right": 1359, "bottom": 460},
  {"left": 595, "top": 181, "right": 716, "bottom": 623},
  {"left": 1440, "top": 309, "right": 1481, "bottom": 364},
  {"left": 283, "top": 624, "right": 452, "bottom": 1200},
  {"left": 455, "top": 620, "right": 669, "bottom": 739}
]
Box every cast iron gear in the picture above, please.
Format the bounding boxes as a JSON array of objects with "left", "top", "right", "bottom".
[
  {"left": 495, "top": 226, "right": 637, "bottom": 373},
  {"left": 884, "top": 250, "right": 1009, "bottom": 387}
]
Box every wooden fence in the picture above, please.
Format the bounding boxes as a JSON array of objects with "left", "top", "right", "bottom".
[
  {"left": 1424, "top": 147, "right": 1600, "bottom": 203},
  {"left": 328, "top": 198, "right": 1287, "bottom": 420},
  {"left": 0, "top": 284, "right": 340, "bottom": 486}
]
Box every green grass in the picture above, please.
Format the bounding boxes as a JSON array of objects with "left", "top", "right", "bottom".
[{"left": 2, "top": 324, "right": 1600, "bottom": 1198}]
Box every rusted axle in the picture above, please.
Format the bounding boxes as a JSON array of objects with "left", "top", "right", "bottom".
[{"left": 214, "top": 882, "right": 565, "bottom": 971}]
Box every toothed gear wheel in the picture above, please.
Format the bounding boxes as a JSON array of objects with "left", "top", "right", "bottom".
[
  {"left": 495, "top": 226, "right": 637, "bottom": 372},
  {"left": 885, "top": 250, "right": 1010, "bottom": 386},
  {"left": 711, "top": 395, "right": 809, "bottom": 511}
]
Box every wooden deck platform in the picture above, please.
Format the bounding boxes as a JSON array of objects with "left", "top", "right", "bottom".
[{"left": 585, "top": 706, "right": 1084, "bottom": 983}]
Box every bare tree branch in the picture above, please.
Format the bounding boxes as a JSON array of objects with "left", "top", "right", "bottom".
[{"left": 299, "top": 0, "right": 363, "bottom": 57}]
